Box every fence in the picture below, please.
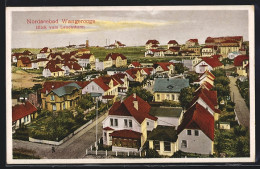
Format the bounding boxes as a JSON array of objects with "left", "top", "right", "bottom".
[
  {"left": 29, "top": 120, "right": 93, "bottom": 146},
  {"left": 86, "top": 150, "right": 145, "bottom": 157}
]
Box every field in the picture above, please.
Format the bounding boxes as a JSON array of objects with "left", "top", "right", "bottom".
[{"left": 12, "top": 67, "right": 43, "bottom": 90}]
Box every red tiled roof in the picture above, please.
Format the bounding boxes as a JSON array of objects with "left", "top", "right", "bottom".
[
  {"left": 105, "top": 53, "right": 127, "bottom": 61},
  {"left": 201, "top": 57, "right": 223, "bottom": 68},
  {"left": 130, "top": 61, "right": 142, "bottom": 67},
  {"left": 18, "top": 57, "right": 31, "bottom": 64},
  {"left": 199, "top": 70, "right": 215, "bottom": 80},
  {"left": 126, "top": 68, "right": 141, "bottom": 79},
  {"left": 40, "top": 47, "right": 52, "bottom": 53},
  {"left": 146, "top": 40, "right": 159, "bottom": 45},
  {"left": 47, "top": 59, "right": 62, "bottom": 66},
  {"left": 205, "top": 36, "right": 243, "bottom": 44},
  {"left": 41, "top": 81, "right": 72, "bottom": 93},
  {"left": 109, "top": 94, "right": 157, "bottom": 124},
  {"left": 23, "top": 50, "right": 32, "bottom": 55},
  {"left": 79, "top": 53, "right": 93, "bottom": 59},
  {"left": 177, "top": 103, "right": 214, "bottom": 141},
  {"left": 194, "top": 88, "right": 218, "bottom": 107},
  {"left": 78, "top": 48, "right": 90, "bottom": 52},
  {"left": 111, "top": 75, "right": 124, "bottom": 85},
  {"left": 187, "top": 39, "right": 198, "bottom": 43},
  {"left": 103, "top": 127, "right": 114, "bottom": 131},
  {"left": 221, "top": 40, "right": 239, "bottom": 43},
  {"left": 37, "top": 58, "right": 49, "bottom": 62},
  {"left": 151, "top": 44, "right": 159, "bottom": 47},
  {"left": 92, "top": 77, "right": 110, "bottom": 91},
  {"left": 64, "top": 62, "right": 82, "bottom": 70},
  {"left": 154, "top": 62, "right": 174, "bottom": 71},
  {"left": 75, "top": 81, "right": 91, "bottom": 88},
  {"left": 204, "top": 45, "right": 218, "bottom": 50},
  {"left": 234, "top": 55, "right": 249, "bottom": 66},
  {"left": 45, "top": 64, "right": 63, "bottom": 72},
  {"left": 12, "top": 101, "right": 37, "bottom": 122},
  {"left": 168, "top": 40, "right": 178, "bottom": 44},
  {"left": 115, "top": 41, "right": 125, "bottom": 46},
  {"left": 141, "top": 68, "right": 153, "bottom": 75},
  {"left": 201, "top": 81, "right": 214, "bottom": 90},
  {"left": 110, "top": 130, "right": 142, "bottom": 140},
  {"left": 190, "top": 89, "right": 216, "bottom": 112}
]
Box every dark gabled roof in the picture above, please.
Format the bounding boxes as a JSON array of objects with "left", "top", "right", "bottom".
[
  {"left": 153, "top": 78, "right": 189, "bottom": 93},
  {"left": 49, "top": 82, "right": 81, "bottom": 97},
  {"left": 40, "top": 47, "right": 52, "bottom": 53},
  {"left": 130, "top": 61, "right": 142, "bottom": 67},
  {"left": 148, "top": 125, "right": 178, "bottom": 142},
  {"left": 168, "top": 40, "right": 178, "bottom": 45},
  {"left": 177, "top": 103, "right": 214, "bottom": 141},
  {"left": 149, "top": 107, "right": 183, "bottom": 118},
  {"left": 18, "top": 57, "right": 31, "bottom": 64}
]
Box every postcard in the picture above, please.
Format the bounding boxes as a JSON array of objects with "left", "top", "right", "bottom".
[{"left": 6, "top": 6, "right": 255, "bottom": 164}]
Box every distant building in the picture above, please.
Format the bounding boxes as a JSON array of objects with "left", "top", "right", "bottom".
[
  {"left": 17, "top": 57, "right": 32, "bottom": 69},
  {"left": 114, "top": 41, "right": 126, "bottom": 48},
  {"left": 228, "top": 51, "right": 242, "bottom": 60},
  {"left": 182, "top": 57, "right": 202, "bottom": 71},
  {"left": 145, "top": 40, "right": 160, "bottom": 50},
  {"left": 185, "top": 39, "right": 199, "bottom": 48},
  {"left": 234, "top": 55, "right": 249, "bottom": 76},
  {"left": 104, "top": 53, "right": 127, "bottom": 67},
  {"left": 37, "top": 47, "right": 52, "bottom": 59},
  {"left": 201, "top": 46, "right": 218, "bottom": 57},
  {"left": 167, "top": 40, "right": 179, "bottom": 49},
  {"left": 194, "top": 57, "right": 224, "bottom": 74}
]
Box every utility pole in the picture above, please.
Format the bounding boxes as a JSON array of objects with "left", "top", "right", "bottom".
[{"left": 96, "top": 97, "right": 98, "bottom": 147}]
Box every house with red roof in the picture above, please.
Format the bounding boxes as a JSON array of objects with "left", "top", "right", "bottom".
[
  {"left": 83, "top": 75, "right": 120, "bottom": 102},
  {"left": 140, "top": 67, "right": 155, "bottom": 77},
  {"left": 104, "top": 53, "right": 127, "bottom": 67},
  {"left": 77, "top": 53, "right": 95, "bottom": 69},
  {"left": 111, "top": 73, "right": 129, "bottom": 95},
  {"left": 167, "top": 40, "right": 179, "bottom": 49},
  {"left": 17, "top": 56, "right": 32, "bottom": 69},
  {"left": 145, "top": 39, "right": 160, "bottom": 49},
  {"left": 125, "top": 68, "right": 144, "bottom": 82},
  {"left": 234, "top": 55, "right": 249, "bottom": 76},
  {"left": 177, "top": 103, "right": 214, "bottom": 155},
  {"left": 194, "top": 57, "right": 224, "bottom": 74},
  {"left": 41, "top": 82, "right": 82, "bottom": 111},
  {"left": 185, "top": 39, "right": 199, "bottom": 47},
  {"left": 153, "top": 62, "right": 175, "bottom": 76},
  {"left": 128, "top": 61, "right": 142, "bottom": 68},
  {"left": 37, "top": 47, "right": 52, "bottom": 59},
  {"left": 102, "top": 93, "right": 158, "bottom": 152},
  {"left": 189, "top": 87, "right": 220, "bottom": 121},
  {"left": 205, "top": 36, "right": 243, "bottom": 48},
  {"left": 114, "top": 40, "right": 126, "bottom": 48},
  {"left": 62, "top": 62, "right": 84, "bottom": 74},
  {"left": 42, "top": 64, "right": 65, "bottom": 77},
  {"left": 201, "top": 46, "right": 218, "bottom": 57},
  {"left": 194, "top": 70, "right": 215, "bottom": 86},
  {"left": 12, "top": 101, "right": 38, "bottom": 133}
]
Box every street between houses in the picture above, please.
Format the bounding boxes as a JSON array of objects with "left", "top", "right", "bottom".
[
  {"left": 229, "top": 76, "right": 250, "bottom": 128},
  {"left": 13, "top": 112, "right": 107, "bottom": 159}
]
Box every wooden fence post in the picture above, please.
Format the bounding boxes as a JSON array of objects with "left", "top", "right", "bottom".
[
  {"left": 96, "top": 149, "right": 97, "bottom": 155},
  {"left": 116, "top": 151, "right": 117, "bottom": 157},
  {"left": 86, "top": 149, "right": 88, "bottom": 155},
  {"left": 106, "top": 150, "right": 107, "bottom": 156},
  {"left": 128, "top": 151, "right": 129, "bottom": 156},
  {"left": 91, "top": 145, "right": 92, "bottom": 151}
]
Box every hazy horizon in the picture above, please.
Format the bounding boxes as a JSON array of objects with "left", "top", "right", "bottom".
[{"left": 11, "top": 9, "right": 249, "bottom": 48}]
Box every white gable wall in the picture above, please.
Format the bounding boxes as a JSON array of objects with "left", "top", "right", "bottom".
[
  {"left": 82, "top": 81, "right": 105, "bottom": 95},
  {"left": 178, "top": 129, "right": 213, "bottom": 154},
  {"left": 195, "top": 61, "right": 213, "bottom": 74}
]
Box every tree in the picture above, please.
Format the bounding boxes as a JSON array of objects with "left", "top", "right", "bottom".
[
  {"left": 179, "top": 87, "right": 195, "bottom": 110},
  {"left": 174, "top": 63, "right": 185, "bottom": 74},
  {"left": 126, "top": 87, "right": 153, "bottom": 102},
  {"left": 86, "top": 63, "right": 91, "bottom": 70},
  {"left": 214, "top": 76, "right": 230, "bottom": 86},
  {"left": 211, "top": 69, "right": 226, "bottom": 77},
  {"left": 78, "top": 94, "right": 94, "bottom": 110},
  {"left": 186, "top": 73, "right": 199, "bottom": 83}
]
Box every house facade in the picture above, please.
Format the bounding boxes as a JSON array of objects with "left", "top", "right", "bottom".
[
  {"left": 153, "top": 62, "right": 175, "bottom": 76},
  {"left": 126, "top": 68, "right": 144, "bottom": 82},
  {"left": 234, "top": 55, "right": 249, "bottom": 76},
  {"left": 12, "top": 101, "right": 38, "bottom": 133},
  {"left": 145, "top": 40, "right": 160, "bottom": 50},
  {"left": 41, "top": 82, "right": 82, "bottom": 111},
  {"left": 182, "top": 57, "right": 202, "bottom": 71},
  {"left": 177, "top": 103, "right": 214, "bottom": 155},
  {"left": 37, "top": 47, "right": 52, "bottom": 59},
  {"left": 201, "top": 46, "right": 218, "bottom": 57},
  {"left": 17, "top": 57, "right": 32, "bottom": 69},
  {"left": 105, "top": 53, "right": 127, "bottom": 67},
  {"left": 153, "top": 78, "right": 189, "bottom": 102},
  {"left": 194, "top": 57, "right": 224, "bottom": 74},
  {"left": 77, "top": 53, "right": 96, "bottom": 69},
  {"left": 102, "top": 94, "right": 158, "bottom": 152},
  {"left": 167, "top": 40, "right": 179, "bottom": 49},
  {"left": 185, "top": 39, "right": 199, "bottom": 47}
]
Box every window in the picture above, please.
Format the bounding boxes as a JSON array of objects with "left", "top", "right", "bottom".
[
  {"left": 164, "top": 142, "right": 171, "bottom": 151},
  {"left": 104, "top": 132, "right": 107, "bottom": 137},
  {"left": 147, "top": 122, "right": 150, "bottom": 126},
  {"left": 52, "top": 104, "right": 56, "bottom": 111},
  {"left": 172, "top": 94, "right": 175, "bottom": 101},
  {"left": 129, "top": 120, "right": 132, "bottom": 128},
  {"left": 154, "top": 141, "right": 160, "bottom": 150},
  {"left": 187, "top": 130, "right": 191, "bottom": 135},
  {"left": 124, "top": 119, "right": 128, "bottom": 127},
  {"left": 51, "top": 95, "right": 55, "bottom": 101},
  {"left": 157, "top": 94, "right": 160, "bottom": 100},
  {"left": 114, "top": 119, "right": 118, "bottom": 127},
  {"left": 110, "top": 118, "right": 114, "bottom": 126},
  {"left": 92, "top": 86, "right": 94, "bottom": 91},
  {"left": 181, "top": 140, "right": 187, "bottom": 148},
  {"left": 195, "top": 130, "right": 199, "bottom": 136},
  {"left": 63, "top": 103, "right": 65, "bottom": 109}
]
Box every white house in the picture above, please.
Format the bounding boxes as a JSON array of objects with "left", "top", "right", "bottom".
[
  {"left": 177, "top": 103, "right": 215, "bottom": 155},
  {"left": 194, "top": 57, "right": 223, "bottom": 74},
  {"left": 145, "top": 49, "right": 165, "bottom": 57},
  {"left": 12, "top": 101, "right": 38, "bottom": 133},
  {"left": 37, "top": 47, "right": 52, "bottom": 59},
  {"left": 102, "top": 94, "right": 158, "bottom": 152},
  {"left": 201, "top": 46, "right": 218, "bottom": 57}
]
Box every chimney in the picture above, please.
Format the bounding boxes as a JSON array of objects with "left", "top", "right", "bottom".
[{"left": 133, "top": 93, "right": 138, "bottom": 110}]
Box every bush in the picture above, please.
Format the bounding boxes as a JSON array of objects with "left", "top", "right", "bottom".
[
  {"left": 13, "top": 125, "right": 29, "bottom": 141},
  {"left": 145, "top": 149, "right": 160, "bottom": 158},
  {"left": 162, "top": 100, "right": 181, "bottom": 107}
]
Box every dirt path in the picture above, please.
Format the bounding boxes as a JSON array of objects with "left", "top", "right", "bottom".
[{"left": 12, "top": 69, "right": 42, "bottom": 89}]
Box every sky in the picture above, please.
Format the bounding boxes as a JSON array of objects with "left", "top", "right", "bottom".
[{"left": 11, "top": 9, "right": 249, "bottom": 48}]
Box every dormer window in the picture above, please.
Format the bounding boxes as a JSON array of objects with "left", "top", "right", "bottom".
[
  {"left": 167, "top": 85, "right": 173, "bottom": 89},
  {"left": 51, "top": 95, "right": 55, "bottom": 101}
]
